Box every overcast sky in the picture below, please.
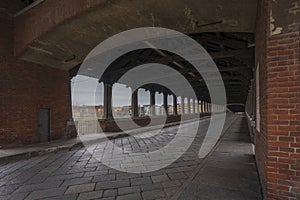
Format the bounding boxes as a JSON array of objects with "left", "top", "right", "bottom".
[{"left": 71, "top": 75, "right": 175, "bottom": 106}]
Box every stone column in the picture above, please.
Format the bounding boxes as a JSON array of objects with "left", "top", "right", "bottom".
[
  {"left": 131, "top": 89, "right": 139, "bottom": 118},
  {"left": 150, "top": 91, "right": 156, "bottom": 116},
  {"left": 163, "top": 93, "right": 168, "bottom": 115},
  {"left": 192, "top": 99, "right": 196, "bottom": 114},
  {"left": 187, "top": 98, "right": 190, "bottom": 114},
  {"left": 103, "top": 82, "right": 113, "bottom": 119},
  {"left": 173, "top": 94, "right": 178, "bottom": 115},
  {"left": 181, "top": 97, "right": 185, "bottom": 115},
  {"left": 197, "top": 100, "right": 200, "bottom": 113},
  {"left": 200, "top": 101, "right": 203, "bottom": 113}
]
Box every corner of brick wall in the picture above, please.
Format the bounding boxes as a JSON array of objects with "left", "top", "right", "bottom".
[{"left": 0, "top": 60, "right": 71, "bottom": 147}]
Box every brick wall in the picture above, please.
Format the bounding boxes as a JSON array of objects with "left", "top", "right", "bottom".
[
  {"left": 0, "top": 9, "right": 72, "bottom": 148},
  {"left": 255, "top": 0, "right": 300, "bottom": 199},
  {"left": 254, "top": 0, "right": 269, "bottom": 197},
  {"left": 266, "top": 30, "right": 300, "bottom": 200},
  {"left": 0, "top": 60, "right": 71, "bottom": 147}
]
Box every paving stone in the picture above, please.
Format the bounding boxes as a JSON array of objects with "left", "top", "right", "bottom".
[
  {"left": 151, "top": 174, "right": 170, "bottom": 183},
  {"left": 164, "top": 186, "right": 181, "bottom": 197},
  {"left": 140, "top": 182, "right": 163, "bottom": 191},
  {"left": 118, "top": 186, "right": 141, "bottom": 195},
  {"left": 62, "top": 177, "right": 92, "bottom": 186},
  {"left": 92, "top": 174, "right": 116, "bottom": 182},
  {"left": 161, "top": 180, "right": 182, "bottom": 188},
  {"left": 116, "top": 193, "right": 142, "bottom": 200},
  {"left": 167, "top": 172, "right": 188, "bottom": 180},
  {"left": 65, "top": 183, "right": 95, "bottom": 194},
  {"left": 77, "top": 190, "right": 103, "bottom": 200},
  {"left": 141, "top": 189, "right": 166, "bottom": 200},
  {"left": 47, "top": 172, "right": 84, "bottom": 181},
  {"left": 103, "top": 189, "right": 117, "bottom": 197},
  {"left": 130, "top": 177, "right": 152, "bottom": 186},
  {"left": 100, "top": 197, "right": 115, "bottom": 200},
  {"left": 96, "top": 180, "right": 130, "bottom": 190},
  {"left": 116, "top": 173, "right": 141, "bottom": 180},
  {"left": 25, "top": 187, "right": 67, "bottom": 200},
  {"left": 43, "top": 194, "right": 78, "bottom": 200},
  {"left": 84, "top": 170, "right": 109, "bottom": 177}
]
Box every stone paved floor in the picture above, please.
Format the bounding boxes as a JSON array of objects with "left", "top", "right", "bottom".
[{"left": 0, "top": 113, "right": 262, "bottom": 200}]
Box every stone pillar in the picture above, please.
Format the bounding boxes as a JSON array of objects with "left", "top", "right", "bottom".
[
  {"left": 197, "top": 100, "right": 200, "bottom": 113},
  {"left": 187, "top": 98, "right": 190, "bottom": 114},
  {"left": 173, "top": 94, "right": 178, "bottom": 115},
  {"left": 103, "top": 82, "right": 113, "bottom": 119},
  {"left": 181, "top": 97, "right": 185, "bottom": 115},
  {"left": 150, "top": 91, "right": 156, "bottom": 116},
  {"left": 192, "top": 99, "right": 196, "bottom": 114},
  {"left": 200, "top": 101, "right": 203, "bottom": 113},
  {"left": 163, "top": 93, "right": 168, "bottom": 115},
  {"left": 131, "top": 89, "right": 139, "bottom": 118}
]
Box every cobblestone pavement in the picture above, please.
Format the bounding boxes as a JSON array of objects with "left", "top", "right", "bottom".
[{"left": 0, "top": 113, "right": 244, "bottom": 200}]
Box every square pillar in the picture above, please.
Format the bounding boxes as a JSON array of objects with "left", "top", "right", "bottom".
[
  {"left": 150, "top": 91, "right": 156, "bottom": 116},
  {"left": 192, "top": 99, "right": 196, "bottom": 114},
  {"left": 173, "top": 94, "right": 178, "bottom": 115},
  {"left": 163, "top": 93, "right": 168, "bottom": 116},
  {"left": 181, "top": 97, "right": 185, "bottom": 115},
  {"left": 197, "top": 100, "right": 200, "bottom": 113},
  {"left": 131, "top": 89, "right": 139, "bottom": 118},
  {"left": 103, "top": 82, "right": 113, "bottom": 119},
  {"left": 186, "top": 98, "right": 191, "bottom": 114}
]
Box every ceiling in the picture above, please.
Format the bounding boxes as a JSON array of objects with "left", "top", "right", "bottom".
[
  {"left": 1, "top": 0, "right": 257, "bottom": 104},
  {"left": 71, "top": 32, "right": 254, "bottom": 104}
]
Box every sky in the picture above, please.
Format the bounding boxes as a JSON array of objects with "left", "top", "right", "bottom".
[{"left": 71, "top": 75, "right": 175, "bottom": 106}]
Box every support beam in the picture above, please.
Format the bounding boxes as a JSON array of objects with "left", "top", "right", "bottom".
[
  {"left": 187, "top": 98, "right": 191, "bottom": 114},
  {"left": 103, "top": 82, "right": 113, "bottom": 119},
  {"left": 181, "top": 97, "right": 185, "bottom": 115},
  {"left": 197, "top": 100, "right": 200, "bottom": 113},
  {"left": 131, "top": 89, "right": 139, "bottom": 118},
  {"left": 173, "top": 94, "right": 178, "bottom": 115},
  {"left": 150, "top": 91, "right": 156, "bottom": 116},
  {"left": 163, "top": 93, "right": 168, "bottom": 116},
  {"left": 192, "top": 99, "right": 196, "bottom": 114}
]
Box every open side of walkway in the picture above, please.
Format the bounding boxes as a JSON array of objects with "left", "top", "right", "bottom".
[{"left": 177, "top": 116, "right": 262, "bottom": 200}]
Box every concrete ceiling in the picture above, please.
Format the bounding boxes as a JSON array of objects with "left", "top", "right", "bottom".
[{"left": 15, "top": 0, "right": 258, "bottom": 70}]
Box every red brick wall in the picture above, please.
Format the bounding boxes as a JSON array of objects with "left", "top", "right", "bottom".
[
  {"left": 0, "top": 60, "right": 71, "bottom": 147},
  {"left": 255, "top": 0, "right": 300, "bottom": 199},
  {"left": 266, "top": 30, "right": 300, "bottom": 200},
  {"left": 254, "top": 0, "right": 269, "bottom": 197}
]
